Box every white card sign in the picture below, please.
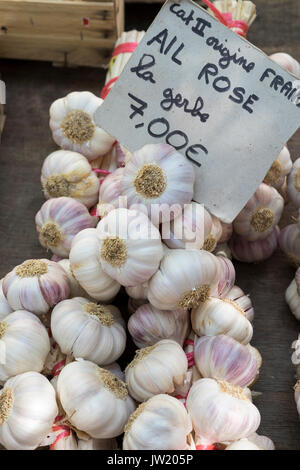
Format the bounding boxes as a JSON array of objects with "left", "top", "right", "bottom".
[{"left": 95, "top": 0, "right": 300, "bottom": 222}]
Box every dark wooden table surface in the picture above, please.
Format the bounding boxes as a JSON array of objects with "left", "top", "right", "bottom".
[{"left": 0, "top": 0, "right": 300, "bottom": 450}]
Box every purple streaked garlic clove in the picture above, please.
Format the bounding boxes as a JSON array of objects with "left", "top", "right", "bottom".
[
  {"left": 216, "top": 256, "right": 236, "bottom": 298},
  {"left": 97, "top": 168, "right": 126, "bottom": 218},
  {"left": 226, "top": 285, "right": 255, "bottom": 322},
  {"left": 279, "top": 223, "right": 300, "bottom": 267},
  {"left": 230, "top": 225, "right": 280, "bottom": 263}
]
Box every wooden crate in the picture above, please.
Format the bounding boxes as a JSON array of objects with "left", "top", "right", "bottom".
[{"left": 0, "top": 0, "right": 124, "bottom": 67}]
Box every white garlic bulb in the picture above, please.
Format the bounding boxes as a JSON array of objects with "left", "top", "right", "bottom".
[
  {"left": 233, "top": 183, "right": 284, "bottom": 241},
  {"left": 49, "top": 91, "right": 114, "bottom": 161},
  {"left": 36, "top": 197, "right": 96, "bottom": 257},
  {"left": 120, "top": 143, "right": 195, "bottom": 222},
  {"left": 148, "top": 249, "right": 220, "bottom": 310},
  {"left": 58, "top": 259, "right": 93, "bottom": 299},
  {"left": 230, "top": 225, "right": 280, "bottom": 263},
  {"left": 287, "top": 159, "right": 300, "bottom": 208},
  {"left": 270, "top": 52, "right": 300, "bottom": 78},
  {"left": 226, "top": 285, "right": 255, "bottom": 322},
  {"left": 279, "top": 223, "right": 300, "bottom": 266},
  {"left": 125, "top": 282, "right": 148, "bottom": 300},
  {"left": 70, "top": 228, "right": 120, "bottom": 301},
  {"left": 97, "top": 168, "right": 125, "bottom": 217},
  {"left": 128, "top": 303, "right": 190, "bottom": 348},
  {"left": 0, "top": 310, "right": 50, "bottom": 383},
  {"left": 57, "top": 359, "right": 135, "bottom": 438},
  {"left": 186, "top": 378, "right": 260, "bottom": 445},
  {"left": 191, "top": 297, "right": 253, "bottom": 344},
  {"left": 0, "top": 372, "right": 58, "bottom": 450},
  {"left": 123, "top": 394, "right": 192, "bottom": 450},
  {"left": 96, "top": 208, "right": 163, "bottom": 287},
  {"left": 2, "top": 259, "right": 70, "bottom": 315},
  {"left": 125, "top": 340, "right": 188, "bottom": 402},
  {"left": 41, "top": 150, "right": 100, "bottom": 208},
  {"left": 0, "top": 280, "right": 13, "bottom": 321},
  {"left": 51, "top": 298, "right": 126, "bottom": 365},
  {"left": 264, "top": 146, "right": 292, "bottom": 189},
  {"left": 286, "top": 279, "right": 300, "bottom": 320},
  {"left": 194, "top": 335, "right": 260, "bottom": 387}
]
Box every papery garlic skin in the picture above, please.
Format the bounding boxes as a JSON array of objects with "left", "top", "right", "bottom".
[
  {"left": 148, "top": 249, "right": 220, "bottom": 311},
  {"left": 225, "top": 438, "right": 261, "bottom": 450},
  {"left": 286, "top": 279, "right": 300, "bottom": 320},
  {"left": 97, "top": 168, "right": 125, "bottom": 217},
  {"left": 51, "top": 297, "right": 126, "bottom": 365},
  {"left": 125, "top": 340, "right": 188, "bottom": 402},
  {"left": 70, "top": 228, "right": 120, "bottom": 301},
  {"left": 0, "top": 280, "right": 13, "bottom": 321},
  {"left": 57, "top": 360, "right": 135, "bottom": 438},
  {"left": 217, "top": 256, "right": 236, "bottom": 298},
  {"left": 264, "top": 146, "right": 292, "bottom": 190},
  {"left": 128, "top": 303, "right": 190, "bottom": 348},
  {"left": 0, "top": 372, "right": 58, "bottom": 450},
  {"left": 230, "top": 225, "right": 279, "bottom": 263},
  {"left": 279, "top": 224, "right": 300, "bottom": 266},
  {"left": 186, "top": 378, "right": 260, "bottom": 445},
  {"left": 41, "top": 150, "right": 100, "bottom": 208},
  {"left": 58, "top": 259, "right": 93, "bottom": 299},
  {"left": 2, "top": 259, "right": 70, "bottom": 315},
  {"left": 270, "top": 52, "right": 300, "bottom": 78},
  {"left": 226, "top": 285, "right": 255, "bottom": 322},
  {"left": 0, "top": 310, "right": 50, "bottom": 383},
  {"left": 191, "top": 297, "right": 253, "bottom": 344},
  {"left": 49, "top": 92, "right": 114, "bottom": 161},
  {"left": 36, "top": 197, "right": 96, "bottom": 257},
  {"left": 194, "top": 335, "right": 259, "bottom": 387},
  {"left": 120, "top": 143, "right": 195, "bottom": 222},
  {"left": 123, "top": 394, "right": 192, "bottom": 450},
  {"left": 125, "top": 282, "right": 148, "bottom": 300},
  {"left": 233, "top": 183, "right": 284, "bottom": 241},
  {"left": 97, "top": 208, "right": 163, "bottom": 287},
  {"left": 287, "top": 159, "right": 300, "bottom": 208}
]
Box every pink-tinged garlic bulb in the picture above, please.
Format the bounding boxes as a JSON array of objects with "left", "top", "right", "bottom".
[
  {"left": 279, "top": 223, "right": 300, "bottom": 266},
  {"left": 287, "top": 159, "right": 300, "bottom": 208},
  {"left": 194, "top": 335, "right": 260, "bottom": 387},
  {"left": 0, "top": 310, "right": 50, "bottom": 383},
  {"left": 123, "top": 394, "right": 192, "bottom": 450},
  {"left": 46, "top": 425, "right": 118, "bottom": 450},
  {"left": 120, "top": 143, "right": 195, "bottom": 222},
  {"left": 230, "top": 225, "right": 280, "bottom": 263},
  {"left": 219, "top": 221, "right": 233, "bottom": 244},
  {"left": 49, "top": 91, "right": 114, "bottom": 161},
  {"left": 217, "top": 256, "right": 236, "bottom": 298},
  {"left": 96, "top": 208, "right": 163, "bottom": 287},
  {"left": 58, "top": 259, "right": 93, "bottom": 299},
  {"left": 41, "top": 150, "right": 100, "bottom": 208},
  {"left": 57, "top": 359, "right": 136, "bottom": 438},
  {"left": 69, "top": 228, "right": 120, "bottom": 302},
  {"left": 264, "top": 146, "right": 292, "bottom": 190},
  {"left": 186, "top": 378, "right": 260, "bottom": 446},
  {"left": 233, "top": 183, "right": 284, "bottom": 241},
  {"left": 191, "top": 297, "right": 253, "bottom": 344},
  {"left": 270, "top": 52, "right": 300, "bottom": 78},
  {"left": 125, "top": 282, "right": 148, "bottom": 300},
  {"left": 125, "top": 340, "right": 188, "bottom": 402},
  {"left": 97, "top": 168, "right": 125, "bottom": 217},
  {"left": 36, "top": 197, "right": 96, "bottom": 257},
  {"left": 148, "top": 249, "right": 220, "bottom": 311},
  {"left": 51, "top": 298, "right": 126, "bottom": 365},
  {"left": 226, "top": 285, "right": 255, "bottom": 322},
  {"left": 2, "top": 259, "right": 70, "bottom": 315},
  {"left": 286, "top": 279, "right": 300, "bottom": 320},
  {"left": 0, "top": 279, "right": 13, "bottom": 321},
  {"left": 128, "top": 303, "right": 190, "bottom": 348}
]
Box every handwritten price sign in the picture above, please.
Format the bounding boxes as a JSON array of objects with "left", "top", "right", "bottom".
[{"left": 95, "top": 0, "right": 300, "bottom": 222}]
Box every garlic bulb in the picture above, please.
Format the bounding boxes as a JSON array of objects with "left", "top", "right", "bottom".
[
  {"left": 2, "top": 259, "right": 70, "bottom": 315},
  {"left": 279, "top": 223, "right": 300, "bottom": 266},
  {"left": 230, "top": 225, "right": 280, "bottom": 263},
  {"left": 225, "top": 438, "right": 261, "bottom": 450},
  {"left": 69, "top": 228, "right": 120, "bottom": 301},
  {"left": 0, "top": 310, "right": 50, "bottom": 383},
  {"left": 58, "top": 259, "right": 93, "bottom": 299},
  {"left": 148, "top": 249, "right": 220, "bottom": 310},
  {"left": 96, "top": 208, "right": 163, "bottom": 287},
  {"left": 286, "top": 279, "right": 300, "bottom": 320},
  {"left": 0, "top": 280, "right": 12, "bottom": 321},
  {"left": 41, "top": 150, "right": 100, "bottom": 208},
  {"left": 219, "top": 221, "right": 233, "bottom": 244},
  {"left": 36, "top": 197, "right": 95, "bottom": 257},
  {"left": 270, "top": 52, "right": 300, "bottom": 78},
  {"left": 186, "top": 378, "right": 260, "bottom": 445},
  {"left": 128, "top": 297, "right": 146, "bottom": 315},
  {"left": 104, "top": 362, "right": 125, "bottom": 381},
  {"left": 264, "top": 146, "right": 292, "bottom": 190},
  {"left": 214, "top": 242, "right": 232, "bottom": 259},
  {"left": 51, "top": 297, "right": 126, "bottom": 365},
  {"left": 123, "top": 394, "right": 192, "bottom": 450},
  {"left": 217, "top": 255, "right": 236, "bottom": 298},
  {"left": 191, "top": 297, "right": 253, "bottom": 344},
  {"left": 49, "top": 91, "right": 114, "bottom": 161},
  {"left": 128, "top": 303, "right": 190, "bottom": 348},
  {"left": 120, "top": 143, "right": 195, "bottom": 222},
  {"left": 77, "top": 437, "right": 118, "bottom": 450},
  {"left": 125, "top": 282, "right": 148, "bottom": 300},
  {"left": 226, "top": 285, "right": 255, "bottom": 322},
  {"left": 287, "top": 159, "right": 300, "bottom": 208},
  {"left": 57, "top": 359, "right": 135, "bottom": 438},
  {"left": 194, "top": 335, "right": 260, "bottom": 387},
  {"left": 125, "top": 340, "right": 188, "bottom": 402},
  {"left": 233, "top": 183, "right": 284, "bottom": 241},
  {"left": 0, "top": 372, "right": 58, "bottom": 450},
  {"left": 97, "top": 168, "right": 125, "bottom": 217}
]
